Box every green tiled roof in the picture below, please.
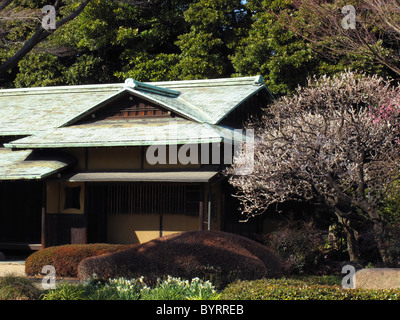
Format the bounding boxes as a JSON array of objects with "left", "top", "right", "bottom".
[
  {"left": 0, "top": 76, "right": 270, "bottom": 136},
  {"left": 5, "top": 118, "right": 245, "bottom": 148},
  {"left": 1, "top": 75, "right": 270, "bottom": 150},
  {"left": 0, "top": 148, "right": 73, "bottom": 180},
  {"left": 0, "top": 85, "right": 123, "bottom": 135},
  {"left": 159, "top": 76, "right": 268, "bottom": 124}
]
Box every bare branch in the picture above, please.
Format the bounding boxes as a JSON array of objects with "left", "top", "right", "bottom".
[
  {"left": 0, "top": 0, "right": 91, "bottom": 76},
  {"left": 0, "top": 0, "right": 12, "bottom": 13},
  {"left": 271, "top": 0, "right": 400, "bottom": 76}
]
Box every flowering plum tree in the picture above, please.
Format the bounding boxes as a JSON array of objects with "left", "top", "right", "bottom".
[{"left": 228, "top": 71, "right": 400, "bottom": 264}]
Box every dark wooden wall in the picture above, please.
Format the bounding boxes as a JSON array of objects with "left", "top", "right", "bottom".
[
  {"left": 45, "top": 213, "right": 86, "bottom": 247},
  {"left": 0, "top": 181, "right": 42, "bottom": 243}
]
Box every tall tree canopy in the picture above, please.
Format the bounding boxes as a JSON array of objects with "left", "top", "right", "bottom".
[
  {"left": 231, "top": 0, "right": 320, "bottom": 96},
  {"left": 0, "top": 0, "right": 193, "bottom": 87},
  {"left": 2, "top": 0, "right": 396, "bottom": 96},
  {"left": 0, "top": 0, "right": 341, "bottom": 92}
]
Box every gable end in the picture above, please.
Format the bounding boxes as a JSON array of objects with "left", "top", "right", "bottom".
[{"left": 76, "top": 93, "right": 177, "bottom": 124}]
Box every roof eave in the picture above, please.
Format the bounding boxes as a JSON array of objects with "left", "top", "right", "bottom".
[
  {"left": 214, "top": 84, "right": 273, "bottom": 124},
  {"left": 4, "top": 137, "right": 224, "bottom": 149}
]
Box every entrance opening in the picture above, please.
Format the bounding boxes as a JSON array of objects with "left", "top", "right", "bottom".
[{"left": 0, "top": 181, "right": 42, "bottom": 250}]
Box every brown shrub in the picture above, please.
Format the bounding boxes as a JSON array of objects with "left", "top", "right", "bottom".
[
  {"left": 77, "top": 231, "right": 283, "bottom": 287},
  {"left": 25, "top": 243, "right": 133, "bottom": 278}
]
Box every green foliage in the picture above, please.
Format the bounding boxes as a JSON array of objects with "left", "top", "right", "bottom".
[
  {"left": 379, "top": 180, "right": 400, "bottom": 225},
  {"left": 375, "top": 180, "right": 400, "bottom": 266},
  {"left": 264, "top": 220, "right": 328, "bottom": 275},
  {"left": 140, "top": 276, "right": 220, "bottom": 300},
  {"left": 220, "top": 278, "right": 400, "bottom": 300},
  {"left": 174, "top": 32, "right": 227, "bottom": 79},
  {"left": 232, "top": 0, "right": 319, "bottom": 96},
  {"left": 59, "top": 0, "right": 193, "bottom": 83},
  {"left": 63, "top": 54, "right": 107, "bottom": 85},
  {"left": 41, "top": 277, "right": 144, "bottom": 300},
  {"left": 41, "top": 275, "right": 220, "bottom": 300},
  {"left": 115, "top": 52, "right": 180, "bottom": 82},
  {"left": 41, "top": 281, "right": 87, "bottom": 300},
  {"left": 1, "top": 0, "right": 193, "bottom": 87},
  {"left": 0, "top": 274, "right": 41, "bottom": 300},
  {"left": 48, "top": 275, "right": 396, "bottom": 301},
  {"left": 6, "top": 274, "right": 400, "bottom": 300},
  {"left": 4, "top": 0, "right": 395, "bottom": 93},
  {"left": 98, "top": 277, "right": 145, "bottom": 300},
  {"left": 173, "top": 0, "right": 251, "bottom": 79},
  {"left": 14, "top": 53, "right": 65, "bottom": 87}
]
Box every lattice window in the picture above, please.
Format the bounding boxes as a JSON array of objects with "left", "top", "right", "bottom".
[
  {"left": 102, "top": 183, "right": 202, "bottom": 215},
  {"left": 111, "top": 101, "right": 171, "bottom": 118},
  {"left": 79, "top": 94, "right": 174, "bottom": 123}
]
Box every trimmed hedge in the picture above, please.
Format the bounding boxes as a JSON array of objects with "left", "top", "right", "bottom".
[
  {"left": 78, "top": 231, "right": 283, "bottom": 288},
  {"left": 220, "top": 278, "right": 400, "bottom": 300},
  {"left": 25, "top": 243, "right": 133, "bottom": 278}
]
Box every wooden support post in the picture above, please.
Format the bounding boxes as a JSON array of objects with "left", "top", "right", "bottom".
[
  {"left": 207, "top": 184, "right": 212, "bottom": 231},
  {"left": 199, "top": 201, "right": 204, "bottom": 231},
  {"left": 159, "top": 213, "right": 163, "bottom": 238},
  {"left": 208, "top": 199, "right": 211, "bottom": 231},
  {"left": 41, "top": 182, "right": 46, "bottom": 250}
]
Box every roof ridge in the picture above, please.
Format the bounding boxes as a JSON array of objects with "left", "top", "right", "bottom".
[
  {"left": 124, "top": 78, "right": 180, "bottom": 98},
  {"left": 0, "top": 84, "right": 123, "bottom": 96},
  {"left": 0, "top": 75, "right": 262, "bottom": 95},
  {"left": 147, "top": 75, "right": 263, "bottom": 88}
]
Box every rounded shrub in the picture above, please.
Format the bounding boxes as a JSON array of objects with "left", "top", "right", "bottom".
[
  {"left": 25, "top": 243, "right": 133, "bottom": 278},
  {"left": 77, "top": 231, "right": 283, "bottom": 288}
]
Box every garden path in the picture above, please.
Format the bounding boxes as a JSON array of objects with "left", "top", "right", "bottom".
[{"left": 0, "top": 260, "right": 25, "bottom": 277}]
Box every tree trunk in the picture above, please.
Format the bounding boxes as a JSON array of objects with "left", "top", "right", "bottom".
[
  {"left": 345, "top": 224, "right": 360, "bottom": 262},
  {"left": 336, "top": 214, "right": 360, "bottom": 261},
  {"left": 370, "top": 213, "right": 391, "bottom": 266}
]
